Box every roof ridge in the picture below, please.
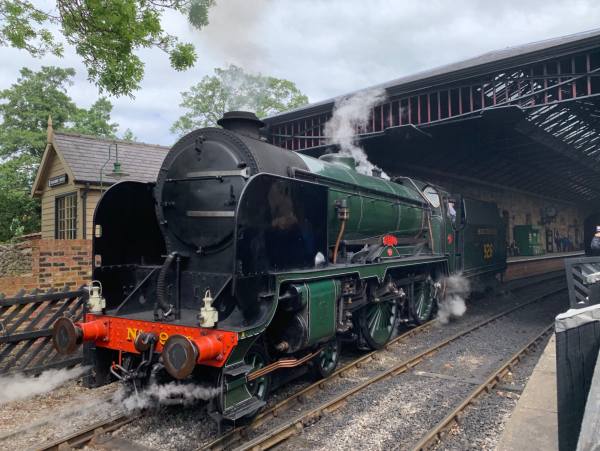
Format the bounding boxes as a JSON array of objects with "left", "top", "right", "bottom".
[{"left": 54, "top": 130, "right": 171, "bottom": 150}]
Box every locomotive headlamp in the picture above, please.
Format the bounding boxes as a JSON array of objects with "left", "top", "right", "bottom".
[
  {"left": 162, "top": 334, "right": 224, "bottom": 379},
  {"left": 52, "top": 317, "right": 108, "bottom": 355},
  {"left": 199, "top": 289, "right": 218, "bottom": 328},
  {"left": 87, "top": 281, "right": 106, "bottom": 314}
]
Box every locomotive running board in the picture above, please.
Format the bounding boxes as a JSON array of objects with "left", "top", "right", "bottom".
[
  {"left": 222, "top": 397, "right": 266, "bottom": 422},
  {"left": 223, "top": 362, "right": 253, "bottom": 377}
]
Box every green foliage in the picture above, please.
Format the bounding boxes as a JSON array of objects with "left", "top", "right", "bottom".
[
  {"left": 171, "top": 65, "right": 309, "bottom": 135},
  {"left": 71, "top": 98, "right": 118, "bottom": 138},
  {"left": 0, "top": 66, "right": 77, "bottom": 159},
  {"left": 121, "top": 128, "right": 137, "bottom": 141},
  {"left": 0, "top": 66, "right": 118, "bottom": 160},
  {"left": 0, "top": 66, "right": 119, "bottom": 241},
  {"left": 0, "top": 0, "right": 216, "bottom": 96},
  {"left": 0, "top": 0, "right": 63, "bottom": 57},
  {"left": 0, "top": 155, "right": 40, "bottom": 242}
]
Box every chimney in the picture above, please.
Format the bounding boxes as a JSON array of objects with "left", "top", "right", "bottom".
[
  {"left": 47, "top": 115, "right": 54, "bottom": 143},
  {"left": 217, "top": 111, "right": 264, "bottom": 139}
]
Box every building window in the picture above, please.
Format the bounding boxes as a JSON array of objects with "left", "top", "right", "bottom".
[{"left": 55, "top": 193, "right": 77, "bottom": 239}]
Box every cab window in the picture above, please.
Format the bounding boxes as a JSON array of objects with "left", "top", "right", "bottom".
[{"left": 423, "top": 186, "right": 440, "bottom": 208}]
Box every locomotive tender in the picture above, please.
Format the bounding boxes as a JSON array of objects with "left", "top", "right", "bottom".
[{"left": 52, "top": 111, "right": 506, "bottom": 421}]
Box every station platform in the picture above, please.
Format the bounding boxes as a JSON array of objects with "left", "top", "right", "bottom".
[
  {"left": 504, "top": 251, "right": 583, "bottom": 281},
  {"left": 497, "top": 335, "right": 558, "bottom": 451}
]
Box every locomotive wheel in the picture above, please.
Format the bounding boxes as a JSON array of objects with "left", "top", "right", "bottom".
[
  {"left": 244, "top": 343, "right": 271, "bottom": 402},
  {"left": 410, "top": 278, "right": 436, "bottom": 325},
  {"left": 358, "top": 300, "right": 398, "bottom": 350},
  {"left": 313, "top": 338, "right": 340, "bottom": 379}
]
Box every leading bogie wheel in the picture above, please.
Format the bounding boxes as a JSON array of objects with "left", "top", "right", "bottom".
[
  {"left": 244, "top": 343, "right": 271, "bottom": 403},
  {"left": 313, "top": 338, "right": 340, "bottom": 379},
  {"left": 358, "top": 299, "right": 398, "bottom": 350}
]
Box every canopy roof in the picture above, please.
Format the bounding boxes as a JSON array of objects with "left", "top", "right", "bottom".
[{"left": 264, "top": 28, "right": 600, "bottom": 205}]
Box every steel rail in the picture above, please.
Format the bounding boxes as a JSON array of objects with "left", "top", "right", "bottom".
[
  {"left": 203, "top": 285, "right": 565, "bottom": 451},
  {"left": 202, "top": 274, "right": 563, "bottom": 450},
  {"left": 411, "top": 323, "right": 555, "bottom": 450},
  {"left": 34, "top": 414, "right": 136, "bottom": 451},
  {"left": 200, "top": 320, "right": 435, "bottom": 451}
]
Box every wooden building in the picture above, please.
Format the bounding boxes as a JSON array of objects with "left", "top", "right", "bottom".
[{"left": 31, "top": 118, "right": 169, "bottom": 240}]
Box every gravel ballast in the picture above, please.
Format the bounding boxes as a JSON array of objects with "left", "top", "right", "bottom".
[{"left": 0, "top": 275, "right": 566, "bottom": 451}]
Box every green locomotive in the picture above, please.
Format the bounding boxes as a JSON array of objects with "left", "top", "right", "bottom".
[{"left": 52, "top": 111, "right": 506, "bottom": 421}]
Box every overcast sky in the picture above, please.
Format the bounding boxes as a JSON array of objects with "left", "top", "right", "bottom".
[{"left": 2, "top": 0, "right": 600, "bottom": 146}]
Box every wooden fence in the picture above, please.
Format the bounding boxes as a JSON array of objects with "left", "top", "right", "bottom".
[{"left": 0, "top": 286, "right": 88, "bottom": 375}]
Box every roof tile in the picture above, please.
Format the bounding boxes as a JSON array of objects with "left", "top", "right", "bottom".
[{"left": 53, "top": 132, "right": 170, "bottom": 184}]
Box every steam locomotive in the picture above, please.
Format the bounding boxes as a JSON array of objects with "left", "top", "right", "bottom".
[{"left": 52, "top": 111, "right": 506, "bottom": 421}]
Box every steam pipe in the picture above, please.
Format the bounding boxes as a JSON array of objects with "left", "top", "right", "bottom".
[
  {"left": 155, "top": 252, "right": 176, "bottom": 318},
  {"left": 175, "top": 254, "right": 181, "bottom": 319},
  {"left": 333, "top": 199, "right": 349, "bottom": 264},
  {"left": 332, "top": 219, "right": 346, "bottom": 264}
]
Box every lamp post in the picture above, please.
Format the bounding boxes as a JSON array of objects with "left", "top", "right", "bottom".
[{"left": 99, "top": 142, "right": 130, "bottom": 194}]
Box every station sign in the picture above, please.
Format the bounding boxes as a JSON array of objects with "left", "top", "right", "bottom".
[{"left": 48, "top": 173, "right": 68, "bottom": 188}]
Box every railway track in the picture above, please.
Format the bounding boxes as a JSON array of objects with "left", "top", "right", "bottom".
[
  {"left": 34, "top": 414, "right": 136, "bottom": 451},
  {"left": 410, "top": 323, "right": 554, "bottom": 450},
  {"left": 200, "top": 284, "right": 565, "bottom": 451},
  {"left": 32, "top": 274, "right": 563, "bottom": 451}
]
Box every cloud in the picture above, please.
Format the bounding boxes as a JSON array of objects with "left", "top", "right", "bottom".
[{"left": 1, "top": 0, "right": 599, "bottom": 145}]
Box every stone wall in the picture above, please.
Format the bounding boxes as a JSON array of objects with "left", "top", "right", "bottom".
[
  {"left": 0, "top": 239, "right": 92, "bottom": 296},
  {"left": 0, "top": 242, "right": 33, "bottom": 277}
]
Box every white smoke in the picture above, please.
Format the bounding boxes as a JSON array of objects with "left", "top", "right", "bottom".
[
  {"left": 118, "top": 382, "right": 220, "bottom": 411},
  {"left": 0, "top": 366, "right": 88, "bottom": 404},
  {"left": 437, "top": 274, "right": 470, "bottom": 324},
  {"left": 324, "top": 88, "right": 389, "bottom": 178},
  {"left": 201, "top": 1, "right": 269, "bottom": 72}
]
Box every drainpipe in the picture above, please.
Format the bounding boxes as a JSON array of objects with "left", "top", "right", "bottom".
[{"left": 81, "top": 183, "right": 90, "bottom": 239}]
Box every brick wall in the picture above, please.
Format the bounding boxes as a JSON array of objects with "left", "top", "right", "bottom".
[{"left": 0, "top": 239, "right": 92, "bottom": 296}]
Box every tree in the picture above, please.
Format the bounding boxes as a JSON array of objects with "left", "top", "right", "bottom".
[
  {"left": 0, "top": 66, "right": 119, "bottom": 241},
  {"left": 0, "top": 66, "right": 77, "bottom": 159},
  {"left": 122, "top": 128, "right": 137, "bottom": 142},
  {"left": 71, "top": 98, "right": 118, "bottom": 138},
  {"left": 0, "top": 0, "right": 216, "bottom": 96},
  {"left": 0, "top": 66, "right": 118, "bottom": 160},
  {"left": 171, "top": 65, "right": 309, "bottom": 135},
  {"left": 0, "top": 155, "right": 40, "bottom": 242}
]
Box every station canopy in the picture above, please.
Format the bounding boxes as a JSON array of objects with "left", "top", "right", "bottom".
[{"left": 264, "top": 28, "right": 600, "bottom": 205}]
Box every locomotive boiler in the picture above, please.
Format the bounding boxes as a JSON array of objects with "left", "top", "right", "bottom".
[{"left": 52, "top": 111, "right": 506, "bottom": 421}]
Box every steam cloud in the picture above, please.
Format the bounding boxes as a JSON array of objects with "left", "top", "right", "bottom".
[
  {"left": 201, "top": 0, "right": 269, "bottom": 72},
  {"left": 437, "top": 274, "right": 470, "bottom": 324},
  {"left": 0, "top": 366, "right": 88, "bottom": 404},
  {"left": 119, "top": 382, "right": 220, "bottom": 411},
  {"left": 324, "top": 88, "right": 389, "bottom": 178}
]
